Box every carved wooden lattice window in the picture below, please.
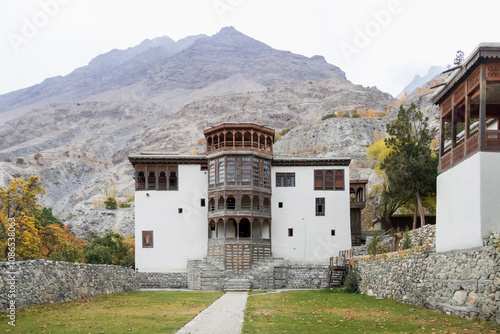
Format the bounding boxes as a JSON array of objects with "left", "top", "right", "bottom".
[
  {"left": 314, "top": 170, "right": 323, "bottom": 190},
  {"left": 335, "top": 170, "right": 344, "bottom": 190},
  {"left": 263, "top": 161, "right": 270, "bottom": 186},
  {"left": 142, "top": 231, "right": 153, "bottom": 248},
  {"left": 137, "top": 171, "right": 146, "bottom": 190},
  {"left": 209, "top": 162, "right": 215, "bottom": 186},
  {"left": 242, "top": 159, "right": 251, "bottom": 183},
  {"left": 227, "top": 158, "right": 236, "bottom": 183},
  {"left": 218, "top": 158, "right": 225, "bottom": 184},
  {"left": 253, "top": 158, "right": 260, "bottom": 185}
]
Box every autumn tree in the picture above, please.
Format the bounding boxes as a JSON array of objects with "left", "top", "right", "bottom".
[
  {"left": 84, "top": 232, "right": 134, "bottom": 267},
  {"left": 381, "top": 103, "right": 438, "bottom": 228},
  {"left": 0, "top": 176, "right": 85, "bottom": 261}
]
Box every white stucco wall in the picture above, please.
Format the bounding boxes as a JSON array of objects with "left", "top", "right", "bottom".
[
  {"left": 436, "top": 152, "right": 500, "bottom": 252},
  {"left": 135, "top": 165, "right": 208, "bottom": 272},
  {"left": 271, "top": 166, "right": 351, "bottom": 264}
]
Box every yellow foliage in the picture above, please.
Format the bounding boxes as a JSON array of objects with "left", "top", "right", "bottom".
[
  {"left": 366, "top": 138, "right": 392, "bottom": 175},
  {"left": 337, "top": 110, "right": 345, "bottom": 118}
]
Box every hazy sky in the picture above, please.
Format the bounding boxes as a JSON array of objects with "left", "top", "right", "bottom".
[{"left": 1, "top": 0, "right": 499, "bottom": 97}]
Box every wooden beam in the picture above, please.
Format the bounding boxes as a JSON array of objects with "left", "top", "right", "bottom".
[{"left": 479, "top": 64, "right": 487, "bottom": 151}]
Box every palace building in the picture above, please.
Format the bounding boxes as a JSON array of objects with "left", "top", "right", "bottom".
[
  {"left": 129, "top": 123, "right": 364, "bottom": 274},
  {"left": 433, "top": 43, "right": 500, "bottom": 252}
]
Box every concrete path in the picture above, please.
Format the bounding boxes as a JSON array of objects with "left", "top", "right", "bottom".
[{"left": 176, "top": 292, "right": 248, "bottom": 334}]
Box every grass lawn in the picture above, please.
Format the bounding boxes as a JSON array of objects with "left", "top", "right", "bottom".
[
  {"left": 243, "top": 289, "right": 499, "bottom": 334},
  {"left": 0, "top": 290, "right": 223, "bottom": 334}
]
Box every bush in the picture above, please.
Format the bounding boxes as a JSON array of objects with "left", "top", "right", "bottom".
[
  {"left": 343, "top": 266, "right": 361, "bottom": 293},
  {"left": 368, "top": 231, "right": 379, "bottom": 255},
  {"left": 321, "top": 112, "right": 337, "bottom": 121},
  {"left": 401, "top": 227, "right": 412, "bottom": 250},
  {"left": 104, "top": 197, "right": 117, "bottom": 210},
  {"left": 352, "top": 112, "right": 360, "bottom": 118},
  {"left": 120, "top": 203, "right": 131, "bottom": 208}
]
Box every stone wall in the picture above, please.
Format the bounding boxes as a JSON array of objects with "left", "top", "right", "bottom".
[
  {"left": 137, "top": 272, "right": 187, "bottom": 289},
  {"left": 0, "top": 259, "right": 139, "bottom": 311},
  {"left": 354, "top": 244, "right": 500, "bottom": 325}
]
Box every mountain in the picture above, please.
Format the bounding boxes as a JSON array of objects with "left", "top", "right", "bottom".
[
  {"left": 0, "top": 27, "right": 392, "bottom": 237},
  {"left": 396, "top": 66, "right": 447, "bottom": 100}
]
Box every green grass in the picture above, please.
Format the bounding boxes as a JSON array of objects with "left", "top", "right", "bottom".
[
  {"left": 0, "top": 290, "right": 223, "bottom": 334},
  {"left": 243, "top": 289, "right": 498, "bottom": 334}
]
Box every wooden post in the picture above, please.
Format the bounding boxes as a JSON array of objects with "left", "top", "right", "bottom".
[
  {"left": 465, "top": 83, "right": 471, "bottom": 139},
  {"left": 451, "top": 94, "right": 457, "bottom": 149},
  {"left": 479, "top": 64, "right": 487, "bottom": 151},
  {"left": 440, "top": 110, "right": 445, "bottom": 158}
]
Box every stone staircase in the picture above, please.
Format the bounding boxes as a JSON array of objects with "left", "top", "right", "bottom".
[{"left": 224, "top": 278, "right": 252, "bottom": 291}]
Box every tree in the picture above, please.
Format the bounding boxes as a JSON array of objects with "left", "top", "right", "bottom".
[
  {"left": 381, "top": 103, "right": 438, "bottom": 228},
  {"left": 366, "top": 139, "right": 412, "bottom": 230},
  {"left": 454, "top": 50, "right": 465, "bottom": 66},
  {"left": 84, "top": 232, "right": 134, "bottom": 267},
  {"left": 104, "top": 197, "right": 117, "bottom": 210},
  {"left": 0, "top": 177, "right": 85, "bottom": 261}
]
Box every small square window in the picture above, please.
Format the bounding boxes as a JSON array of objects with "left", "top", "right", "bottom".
[
  {"left": 201, "top": 198, "right": 206, "bottom": 207},
  {"left": 331, "top": 229, "right": 335, "bottom": 236},
  {"left": 278, "top": 202, "right": 283, "bottom": 208},
  {"left": 178, "top": 208, "right": 183, "bottom": 214},
  {"left": 142, "top": 231, "right": 153, "bottom": 248},
  {"left": 288, "top": 228, "right": 293, "bottom": 237}
]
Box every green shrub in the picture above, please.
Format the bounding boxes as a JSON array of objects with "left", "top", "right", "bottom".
[
  {"left": 120, "top": 203, "right": 131, "bottom": 208},
  {"left": 321, "top": 112, "right": 337, "bottom": 121},
  {"left": 402, "top": 227, "right": 412, "bottom": 250},
  {"left": 368, "top": 231, "right": 379, "bottom": 255},
  {"left": 104, "top": 197, "right": 117, "bottom": 210},
  {"left": 343, "top": 266, "right": 361, "bottom": 293},
  {"left": 352, "top": 112, "right": 360, "bottom": 118}
]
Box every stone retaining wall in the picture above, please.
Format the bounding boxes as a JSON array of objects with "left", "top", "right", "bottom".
[
  {"left": 137, "top": 272, "right": 187, "bottom": 289},
  {"left": 353, "top": 245, "right": 500, "bottom": 325},
  {"left": 0, "top": 259, "right": 139, "bottom": 311}
]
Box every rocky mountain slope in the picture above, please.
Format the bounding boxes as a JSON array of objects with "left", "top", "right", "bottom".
[{"left": 0, "top": 27, "right": 406, "bottom": 237}]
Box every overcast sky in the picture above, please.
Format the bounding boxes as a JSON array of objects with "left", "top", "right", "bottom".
[{"left": 1, "top": 0, "right": 499, "bottom": 97}]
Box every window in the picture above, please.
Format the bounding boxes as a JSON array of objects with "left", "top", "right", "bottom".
[
  {"left": 178, "top": 208, "right": 183, "bottom": 214},
  {"left": 253, "top": 158, "right": 260, "bottom": 185},
  {"left": 218, "top": 158, "right": 225, "bottom": 184},
  {"left": 148, "top": 171, "right": 156, "bottom": 189},
  {"left": 200, "top": 198, "right": 206, "bottom": 207},
  {"left": 137, "top": 171, "right": 146, "bottom": 190},
  {"left": 158, "top": 171, "right": 167, "bottom": 190},
  {"left": 169, "top": 171, "right": 178, "bottom": 190},
  {"left": 335, "top": 170, "right": 344, "bottom": 190},
  {"left": 142, "top": 231, "right": 153, "bottom": 248},
  {"left": 263, "top": 161, "right": 270, "bottom": 186},
  {"left": 278, "top": 202, "right": 283, "bottom": 208},
  {"left": 331, "top": 229, "right": 335, "bottom": 236},
  {"left": 288, "top": 228, "right": 293, "bottom": 237},
  {"left": 227, "top": 158, "right": 236, "bottom": 183},
  {"left": 276, "top": 173, "right": 295, "bottom": 187},
  {"left": 316, "top": 198, "right": 325, "bottom": 216},
  {"left": 242, "top": 160, "right": 251, "bottom": 183},
  {"left": 314, "top": 170, "right": 323, "bottom": 190},
  {"left": 314, "top": 170, "right": 344, "bottom": 191},
  {"left": 209, "top": 162, "right": 215, "bottom": 186}
]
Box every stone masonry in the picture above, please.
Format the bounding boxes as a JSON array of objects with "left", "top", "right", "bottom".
[{"left": 353, "top": 230, "right": 500, "bottom": 325}]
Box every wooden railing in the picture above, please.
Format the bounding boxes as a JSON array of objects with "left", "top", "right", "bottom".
[
  {"left": 327, "top": 249, "right": 355, "bottom": 286},
  {"left": 486, "top": 130, "right": 500, "bottom": 150}
]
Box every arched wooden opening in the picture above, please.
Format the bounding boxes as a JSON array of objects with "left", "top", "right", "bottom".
[
  {"left": 241, "top": 195, "right": 251, "bottom": 210},
  {"left": 226, "top": 131, "right": 234, "bottom": 147},
  {"left": 209, "top": 162, "right": 215, "bottom": 186},
  {"left": 209, "top": 198, "right": 215, "bottom": 212},
  {"left": 216, "top": 218, "right": 224, "bottom": 238},
  {"left": 259, "top": 134, "right": 265, "bottom": 150},
  {"left": 213, "top": 135, "right": 219, "bottom": 149},
  {"left": 226, "top": 218, "right": 236, "bottom": 238},
  {"left": 335, "top": 170, "right": 344, "bottom": 190},
  {"left": 235, "top": 132, "right": 242, "bottom": 147},
  {"left": 158, "top": 171, "right": 167, "bottom": 190},
  {"left": 253, "top": 132, "right": 258, "bottom": 148},
  {"left": 169, "top": 171, "right": 177, "bottom": 190},
  {"left": 252, "top": 219, "right": 261, "bottom": 238},
  {"left": 350, "top": 187, "right": 356, "bottom": 201},
  {"left": 137, "top": 171, "right": 145, "bottom": 190},
  {"left": 244, "top": 132, "right": 251, "bottom": 148},
  {"left": 239, "top": 218, "right": 251, "bottom": 238},
  {"left": 356, "top": 187, "right": 364, "bottom": 201},
  {"left": 266, "top": 136, "right": 272, "bottom": 151},
  {"left": 252, "top": 195, "right": 260, "bottom": 211},
  {"left": 262, "top": 220, "right": 270, "bottom": 239},
  {"left": 209, "top": 220, "right": 216, "bottom": 239},
  {"left": 148, "top": 171, "right": 156, "bottom": 189},
  {"left": 314, "top": 170, "right": 323, "bottom": 190},
  {"left": 227, "top": 196, "right": 236, "bottom": 210},
  {"left": 325, "top": 170, "right": 334, "bottom": 190},
  {"left": 263, "top": 197, "right": 271, "bottom": 212},
  {"left": 207, "top": 136, "right": 213, "bottom": 151},
  {"left": 218, "top": 196, "right": 225, "bottom": 210},
  {"left": 219, "top": 133, "right": 224, "bottom": 148}
]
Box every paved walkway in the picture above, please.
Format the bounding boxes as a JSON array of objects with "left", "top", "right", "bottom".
[{"left": 176, "top": 292, "right": 248, "bottom": 334}]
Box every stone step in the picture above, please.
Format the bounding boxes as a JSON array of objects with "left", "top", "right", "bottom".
[{"left": 224, "top": 278, "right": 252, "bottom": 291}]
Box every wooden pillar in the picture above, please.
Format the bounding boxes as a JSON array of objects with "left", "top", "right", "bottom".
[
  {"left": 479, "top": 64, "right": 487, "bottom": 151},
  {"left": 465, "top": 88, "right": 471, "bottom": 139},
  {"left": 451, "top": 95, "right": 457, "bottom": 149},
  {"left": 440, "top": 110, "right": 445, "bottom": 158},
  {"left": 223, "top": 220, "right": 226, "bottom": 239},
  {"left": 260, "top": 220, "right": 263, "bottom": 241},
  {"left": 236, "top": 218, "right": 240, "bottom": 240},
  {"left": 250, "top": 219, "right": 253, "bottom": 239}
]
